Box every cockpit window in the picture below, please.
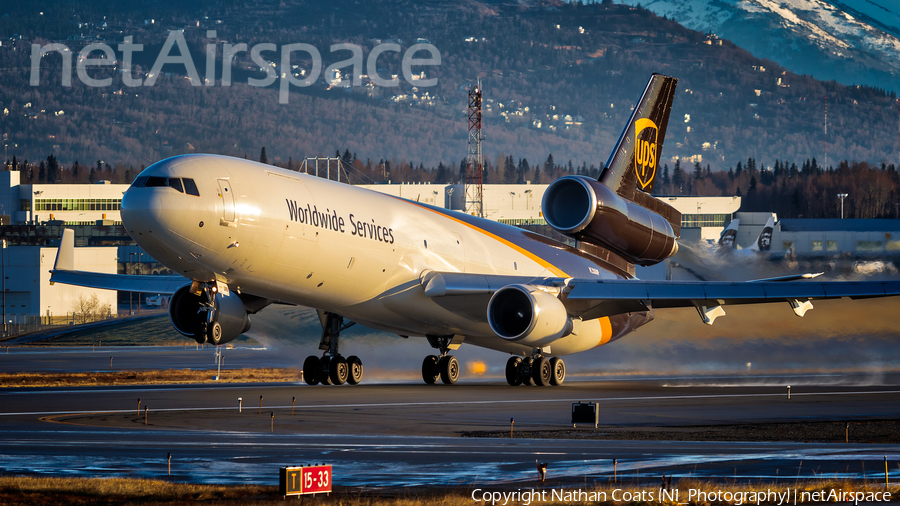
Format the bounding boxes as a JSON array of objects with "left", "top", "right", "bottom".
[
  {"left": 146, "top": 176, "right": 168, "bottom": 187},
  {"left": 168, "top": 177, "right": 184, "bottom": 193},
  {"left": 131, "top": 175, "right": 200, "bottom": 196},
  {"left": 182, "top": 178, "right": 200, "bottom": 197}
]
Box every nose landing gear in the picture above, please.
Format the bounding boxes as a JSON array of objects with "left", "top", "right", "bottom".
[
  {"left": 302, "top": 312, "right": 361, "bottom": 386},
  {"left": 192, "top": 282, "right": 221, "bottom": 345}
]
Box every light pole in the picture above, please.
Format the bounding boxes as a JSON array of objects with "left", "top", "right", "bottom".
[
  {"left": 129, "top": 252, "right": 136, "bottom": 315},
  {"left": 524, "top": 189, "right": 532, "bottom": 210},
  {"left": 1, "top": 239, "right": 5, "bottom": 337},
  {"left": 137, "top": 252, "right": 142, "bottom": 315},
  {"left": 837, "top": 193, "right": 848, "bottom": 219},
  {"left": 509, "top": 191, "right": 515, "bottom": 210}
]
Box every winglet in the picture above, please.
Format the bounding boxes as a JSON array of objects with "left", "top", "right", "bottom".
[{"left": 53, "top": 228, "right": 75, "bottom": 272}]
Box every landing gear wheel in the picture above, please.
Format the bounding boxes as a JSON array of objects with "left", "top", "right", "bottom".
[
  {"left": 506, "top": 357, "right": 523, "bottom": 386},
  {"left": 520, "top": 357, "right": 534, "bottom": 386},
  {"left": 550, "top": 357, "right": 565, "bottom": 386},
  {"left": 319, "top": 356, "right": 332, "bottom": 385},
  {"left": 440, "top": 355, "right": 460, "bottom": 385},
  {"left": 422, "top": 355, "right": 440, "bottom": 384},
  {"left": 194, "top": 322, "right": 208, "bottom": 344},
  {"left": 303, "top": 356, "right": 321, "bottom": 386},
  {"left": 532, "top": 357, "right": 552, "bottom": 386},
  {"left": 207, "top": 321, "right": 223, "bottom": 346},
  {"left": 347, "top": 356, "right": 363, "bottom": 385},
  {"left": 329, "top": 355, "right": 349, "bottom": 385}
]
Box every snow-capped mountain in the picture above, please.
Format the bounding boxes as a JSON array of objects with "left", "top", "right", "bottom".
[{"left": 615, "top": 0, "right": 900, "bottom": 93}]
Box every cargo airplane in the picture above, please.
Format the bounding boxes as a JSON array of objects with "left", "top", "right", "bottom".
[{"left": 51, "top": 74, "right": 900, "bottom": 387}]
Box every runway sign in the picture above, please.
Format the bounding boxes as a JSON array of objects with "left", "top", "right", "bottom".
[{"left": 279, "top": 465, "right": 332, "bottom": 496}]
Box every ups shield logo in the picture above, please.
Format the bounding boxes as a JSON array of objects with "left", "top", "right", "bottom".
[{"left": 634, "top": 118, "right": 659, "bottom": 189}]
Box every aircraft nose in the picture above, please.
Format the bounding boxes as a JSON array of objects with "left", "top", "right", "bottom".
[
  {"left": 121, "top": 185, "right": 160, "bottom": 233},
  {"left": 121, "top": 179, "right": 202, "bottom": 247}
]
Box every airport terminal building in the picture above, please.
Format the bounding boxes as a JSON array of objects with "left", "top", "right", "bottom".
[{"left": 0, "top": 169, "right": 897, "bottom": 322}]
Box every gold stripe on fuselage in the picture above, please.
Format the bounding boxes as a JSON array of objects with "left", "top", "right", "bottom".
[{"left": 402, "top": 199, "right": 570, "bottom": 278}]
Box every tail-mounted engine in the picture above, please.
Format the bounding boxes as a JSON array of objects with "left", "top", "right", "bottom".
[
  {"left": 169, "top": 284, "right": 251, "bottom": 345},
  {"left": 542, "top": 175, "right": 679, "bottom": 266},
  {"left": 487, "top": 284, "right": 573, "bottom": 347}
]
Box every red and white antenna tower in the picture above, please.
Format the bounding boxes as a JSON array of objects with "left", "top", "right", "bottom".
[
  {"left": 824, "top": 95, "right": 828, "bottom": 170},
  {"left": 465, "top": 79, "right": 484, "bottom": 218}
]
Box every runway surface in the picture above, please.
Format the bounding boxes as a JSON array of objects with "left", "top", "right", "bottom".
[{"left": 1, "top": 346, "right": 899, "bottom": 487}]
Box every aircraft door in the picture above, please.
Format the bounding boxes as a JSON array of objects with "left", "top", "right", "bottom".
[{"left": 217, "top": 179, "right": 235, "bottom": 222}]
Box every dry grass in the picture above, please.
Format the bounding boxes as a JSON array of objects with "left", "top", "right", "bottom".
[
  {"left": 0, "top": 368, "right": 301, "bottom": 388},
  {"left": 0, "top": 476, "right": 897, "bottom": 505},
  {"left": 0, "top": 476, "right": 274, "bottom": 505}
]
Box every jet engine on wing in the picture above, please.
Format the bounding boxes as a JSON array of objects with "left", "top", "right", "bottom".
[
  {"left": 169, "top": 285, "right": 251, "bottom": 345},
  {"left": 542, "top": 175, "right": 678, "bottom": 266},
  {"left": 487, "top": 284, "right": 573, "bottom": 347}
]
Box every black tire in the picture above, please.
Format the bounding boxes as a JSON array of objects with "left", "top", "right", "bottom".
[
  {"left": 207, "top": 321, "right": 222, "bottom": 346},
  {"left": 194, "top": 322, "right": 207, "bottom": 344},
  {"left": 422, "top": 355, "right": 440, "bottom": 384},
  {"left": 346, "top": 356, "right": 363, "bottom": 385},
  {"left": 329, "top": 355, "right": 349, "bottom": 385},
  {"left": 303, "top": 356, "right": 320, "bottom": 386},
  {"left": 520, "top": 357, "right": 534, "bottom": 386},
  {"left": 440, "top": 355, "right": 460, "bottom": 385},
  {"left": 505, "top": 357, "right": 523, "bottom": 386},
  {"left": 319, "top": 356, "right": 332, "bottom": 385},
  {"left": 532, "top": 357, "right": 551, "bottom": 386},
  {"left": 550, "top": 357, "right": 566, "bottom": 386}
]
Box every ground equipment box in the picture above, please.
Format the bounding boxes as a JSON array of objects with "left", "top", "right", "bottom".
[{"left": 571, "top": 402, "right": 599, "bottom": 428}]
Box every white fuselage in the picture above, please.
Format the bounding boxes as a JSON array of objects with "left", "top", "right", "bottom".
[{"left": 122, "top": 155, "right": 639, "bottom": 356}]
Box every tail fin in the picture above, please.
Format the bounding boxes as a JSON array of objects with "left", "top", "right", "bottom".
[
  {"left": 718, "top": 218, "right": 740, "bottom": 249},
  {"left": 599, "top": 73, "right": 678, "bottom": 199},
  {"left": 748, "top": 216, "right": 775, "bottom": 252}
]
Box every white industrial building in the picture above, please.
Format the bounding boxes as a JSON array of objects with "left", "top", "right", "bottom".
[
  {"left": 2, "top": 244, "right": 117, "bottom": 323},
  {"left": 0, "top": 171, "right": 128, "bottom": 225}
]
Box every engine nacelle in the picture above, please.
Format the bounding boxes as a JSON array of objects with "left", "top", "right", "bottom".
[
  {"left": 169, "top": 285, "right": 251, "bottom": 345},
  {"left": 542, "top": 175, "right": 678, "bottom": 266},
  {"left": 487, "top": 284, "right": 573, "bottom": 347}
]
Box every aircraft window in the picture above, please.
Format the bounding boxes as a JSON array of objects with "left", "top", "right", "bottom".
[
  {"left": 132, "top": 176, "right": 149, "bottom": 188},
  {"left": 146, "top": 176, "right": 168, "bottom": 187},
  {"left": 168, "top": 177, "right": 184, "bottom": 193},
  {"left": 182, "top": 178, "right": 201, "bottom": 197}
]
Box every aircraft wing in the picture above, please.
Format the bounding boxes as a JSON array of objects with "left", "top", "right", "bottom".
[
  {"left": 421, "top": 270, "right": 900, "bottom": 324},
  {"left": 49, "top": 228, "right": 188, "bottom": 294},
  {"left": 50, "top": 270, "right": 188, "bottom": 294}
]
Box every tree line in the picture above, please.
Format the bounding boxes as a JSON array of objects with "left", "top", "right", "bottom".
[
  {"left": 9, "top": 148, "right": 898, "bottom": 220},
  {"left": 652, "top": 157, "right": 900, "bottom": 219}
]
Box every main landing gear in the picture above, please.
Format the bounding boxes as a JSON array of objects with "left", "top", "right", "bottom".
[
  {"left": 505, "top": 352, "right": 565, "bottom": 386},
  {"left": 422, "top": 335, "right": 461, "bottom": 385},
  {"left": 303, "top": 312, "right": 363, "bottom": 386}
]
